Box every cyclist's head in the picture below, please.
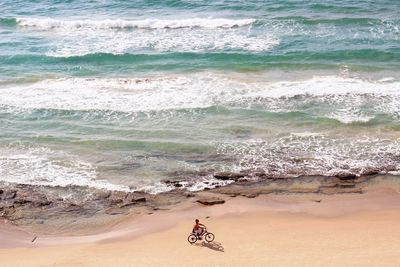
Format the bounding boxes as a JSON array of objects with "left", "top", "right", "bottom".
[{"left": 195, "top": 219, "right": 199, "bottom": 224}]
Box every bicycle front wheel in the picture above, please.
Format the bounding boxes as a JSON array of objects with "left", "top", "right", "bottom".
[{"left": 205, "top": 232, "right": 215, "bottom": 242}]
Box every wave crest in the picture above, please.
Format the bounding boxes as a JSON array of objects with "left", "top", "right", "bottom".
[
  {"left": 16, "top": 17, "right": 256, "bottom": 30},
  {"left": 1, "top": 74, "right": 400, "bottom": 123}
]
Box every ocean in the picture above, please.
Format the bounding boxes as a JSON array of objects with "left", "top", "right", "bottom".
[{"left": 1, "top": 0, "right": 400, "bottom": 194}]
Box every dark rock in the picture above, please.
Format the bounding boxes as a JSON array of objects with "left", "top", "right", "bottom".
[
  {"left": 118, "top": 202, "right": 136, "bottom": 208},
  {"left": 214, "top": 172, "right": 245, "bottom": 181},
  {"left": 335, "top": 172, "right": 357, "bottom": 180},
  {"left": 105, "top": 207, "right": 125, "bottom": 215},
  {"left": 237, "top": 178, "right": 250, "bottom": 183},
  {"left": 134, "top": 197, "right": 146, "bottom": 202},
  {"left": 37, "top": 200, "right": 52, "bottom": 207},
  {"left": 184, "top": 193, "right": 195, "bottom": 198},
  {"left": 361, "top": 168, "right": 380, "bottom": 176},
  {"left": 242, "top": 193, "right": 258, "bottom": 198},
  {"left": 163, "top": 179, "right": 183, "bottom": 184},
  {"left": 13, "top": 199, "right": 31, "bottom": 205},
  {"left": 151, "top": 207, "right": 168, "bottom": 211},
  {"left": 162, "top": 179, "right": 185, "bottom": 188},
  {"left": 108, "top": 191, "right": 126, "bottom": 205},
  {"left": 196, "top": 197, "right": 225, "bottom": 205},
  {"left": 124, "top": 193, "right": 146, "bottom": 204}
]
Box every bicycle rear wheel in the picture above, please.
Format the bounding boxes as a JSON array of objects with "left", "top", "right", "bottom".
[
  {"left": 188, "top": 234, "right": 197, "bottom": 244},
  {"left": 205, "top": 232, "right": 215, "bottom": 242}
]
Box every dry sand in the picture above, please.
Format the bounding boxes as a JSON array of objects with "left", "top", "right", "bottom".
[{"left": 1, "top": 189, "right": 400, "bottom": 267}]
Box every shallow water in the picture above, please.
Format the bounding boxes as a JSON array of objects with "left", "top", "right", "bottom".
[{"left": 1, "top": 0, "right": 400, "bottom": 193}]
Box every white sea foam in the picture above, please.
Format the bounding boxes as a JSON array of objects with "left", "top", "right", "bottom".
[
  {"left": 133, "top": 177, "right": 234, "bottom": 194},
  {"left": 185, "top": 177, "right": 235, "bottom": 192},
  {"left": 46, "top": 29, "right": 279, "bottom": 56},
  {"left": 263, "top": 18, "right": 400, "bottom": 41},
  {"left": 0, "top": 145, "right": 236, "bottom": 194},
  {"left": 135, "top": 182, "right": 175, "bottom": 195},
  {"left": 1, "top": 75, "right": 400, "bottom": 123},
  {"left": 16, "top": 17, "right": 256, "bottom": 30},
  {"left": 15, "top": 17, "right": 276, "bottom": 55},
  {"left": 0, "top": 146, "right": 130, "bottom": 191},
  {"left": 216, "top": 135, "right": 400, "bottom": 177}
]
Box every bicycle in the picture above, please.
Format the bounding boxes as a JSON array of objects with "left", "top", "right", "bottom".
[{"left": 187, "top": 227, "right": 215, "bottom": 244}]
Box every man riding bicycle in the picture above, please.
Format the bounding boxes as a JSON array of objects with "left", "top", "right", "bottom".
[
  {"left": 188, "top": 219, "right": 215, "bottom": 244},
  {"left": 192, "top": 219, "right": 205, "bottom": 240}
]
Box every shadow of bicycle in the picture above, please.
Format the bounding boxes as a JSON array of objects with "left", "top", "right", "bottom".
[{"left": 195, "top": 241, "right": 225, "bottom": 252}]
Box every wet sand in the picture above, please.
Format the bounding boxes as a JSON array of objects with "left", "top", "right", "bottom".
[{"left": 1, "top": 188, "right": 400, "bottom": 266}]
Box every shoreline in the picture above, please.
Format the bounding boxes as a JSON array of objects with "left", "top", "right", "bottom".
[
  {"left": 0, "top": 173, "right": 398, "bottom": 234},
  {"left": 1, "top": 184, "right": 400, "bottom": 247}
]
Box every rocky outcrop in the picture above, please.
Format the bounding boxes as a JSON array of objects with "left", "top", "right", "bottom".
[
  {"left": 0, "top": 188, "right": 51, "bottom": 208},
  {"left": 0, "top": 185, "right": 179, "bottom": 229},
  {"left": 91, "top": 190, "right": 147, "bottom": 208},
  {"left": 196, "top": 197, "right": 225, "bottom": 205},
  {"left": 211, "top": 174, "right": 369, "bottom": 196},
  {"left": 0, "top": 170, "right": 388, "bottom": 232}
]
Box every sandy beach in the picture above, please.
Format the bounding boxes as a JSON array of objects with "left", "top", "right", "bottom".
[
  {"left": 2, "top": 0, "right": 400, "bottom": 266},
  {"left": 1, "top": 188, "right": 400, "bottom": 267}
]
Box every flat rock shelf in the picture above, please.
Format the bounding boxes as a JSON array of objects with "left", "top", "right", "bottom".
[{"left": 0, "top": 172, "right": 391, "bottom": 233}]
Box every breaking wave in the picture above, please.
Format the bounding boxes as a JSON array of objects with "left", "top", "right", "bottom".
[
  {"left": 1, "top": 74, "right": 400, "bottom": 123},
  {"left": 0, "top": 145, "right": 130, "bottom": 191},
  {"left": 16, "top": 17, "right": 256, "bottom": 30},
  {"left": 217, "top": 135, "right": 400, "bottom": 177}
]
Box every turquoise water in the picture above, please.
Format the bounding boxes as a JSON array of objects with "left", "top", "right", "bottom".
[{"left": 1, "top": 0, "right": 400, "bottom": 193}]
